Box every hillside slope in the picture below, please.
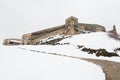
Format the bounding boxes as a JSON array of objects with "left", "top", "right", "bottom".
[
  {"left": 60, "top": 32, "right": 120, "bottom": 51},
  {"left": 1, "top": 32, "right": 120, "bottom": 80},
  {"left": 0, "top": 46, "right": 105, "bottom": 80},
  {"left": 37, "top": 32, "right": 120, "bottom": 57}
]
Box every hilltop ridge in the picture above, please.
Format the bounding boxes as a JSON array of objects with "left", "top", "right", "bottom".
[{"left": 3, "top": 16, "right": 106, "bottom": 45}]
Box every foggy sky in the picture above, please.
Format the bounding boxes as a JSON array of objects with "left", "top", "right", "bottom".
[{"left": 0, "top": 0, "right": 120, "bottom": 39}]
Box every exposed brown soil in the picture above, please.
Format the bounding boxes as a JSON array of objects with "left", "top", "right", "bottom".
[{"left": 82, "top": 58, "right": 120, "bottom": 80}]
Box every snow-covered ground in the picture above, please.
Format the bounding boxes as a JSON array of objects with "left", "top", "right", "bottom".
[
  {"left": 1, "top": 0, "right": 120, "bottom": 80},
  {"left": 1, "top": 32, "right": 120, "bottom": 80},
  {"left": 17, "top": 32, "right": 120, "bottom": 62},
  {"left": 18, "top": 45, "right": 120, "bottom": 63},
  {"left": 60, "top": 32, "right": 120, "bottom": 51},
  {"left": 0, "top": 46, "right": 105, "bottom": 80}
]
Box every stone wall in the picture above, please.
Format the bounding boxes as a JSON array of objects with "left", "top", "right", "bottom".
[
  {"left": 64, "top": 16, "right": 80, "bottom": 35},
  {"left": 3, "top": 16, "right": 106, "bottom": 45},
  {"left": 21, "top": 16, "right": 106, "bottom": 45}
]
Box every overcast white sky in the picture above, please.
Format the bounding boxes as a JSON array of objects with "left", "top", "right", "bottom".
[{"left": 0, "top": 0, "right": 120, "bottom": 39}]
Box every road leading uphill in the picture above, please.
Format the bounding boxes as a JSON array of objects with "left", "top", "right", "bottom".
[
  {"left": 20, "top": 47, "right": 120, "bottom": 80},
  {"left": 82, "top": 58, "right": 120, "bottom": 80}
]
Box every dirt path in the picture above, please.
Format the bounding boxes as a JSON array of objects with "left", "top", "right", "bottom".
[
  {"left": 20, "top": 47, "right": 120, "bottom": 80},
  {"left": 82, "top": 58, "right": 120, "bottom": 80}
]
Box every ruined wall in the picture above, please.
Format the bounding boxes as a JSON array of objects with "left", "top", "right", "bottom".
[
  {"left": 22, "top": 25, "right": 66, "bottom": 45},
  {"left": 22, "top": 16, "right": 106, "bottom": 45},
  {"left": 3, "top": 38, "right": 23, "bottom": 45},
  {"left": 64, "top": 16, "right": 80, "bottom": 35},
  {"left": 22, "top": 16, "right": 80, "bottom": 44},
  {"left": 4, "top": 16, "right": 106, "bottom": 45},
  {"left": 78, "top": 23, "right": 106, "bottom": 32},
  {"left": 31, "top": 27, "right": 65, "bottom": 44}
]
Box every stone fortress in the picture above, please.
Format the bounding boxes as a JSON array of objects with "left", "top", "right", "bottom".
[{"left": 3, "top": 16, "right": 106, "bottom": 45}]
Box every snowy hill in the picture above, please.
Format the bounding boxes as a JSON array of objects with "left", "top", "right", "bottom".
[
  {"left": 0, "top": 46, "right": 105, "bottom": 80},
  {"left": 60, "top": 32, "right": 120, "bottom": 52},
  {"left": 1, "top": 0, "right": 120, "bottom": 80},
  {"left": 38, "top": 32, "right": 120, "bottom": 50},
  {"left": 1, "top": 28, "right": 120, "bottom": 80},
  {"left": 1, "top": 32, "right": 120, "bottom": 80},
  {"left": 35, "top": 32, "right": 120, "bottom": 57}
]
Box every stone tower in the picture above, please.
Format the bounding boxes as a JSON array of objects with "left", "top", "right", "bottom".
[
  {"left": 109, "top": 25, "right": 117, "bottom": 35},
  {"left": 113, "top": 25, "right": 117, "bottom": 35},
  {"left": 64, "top": 16, "right": 80, "bottom": 35}
]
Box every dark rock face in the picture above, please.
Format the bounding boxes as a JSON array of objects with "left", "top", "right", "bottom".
[{"left": 77, "top": 45, "right": 119, "bottom": 57}]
